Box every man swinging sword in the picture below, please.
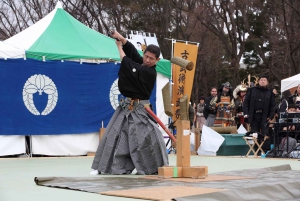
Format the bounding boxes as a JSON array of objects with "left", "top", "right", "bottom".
[{"left": 90, "top": 30, "right": 168, "bottom": 175}]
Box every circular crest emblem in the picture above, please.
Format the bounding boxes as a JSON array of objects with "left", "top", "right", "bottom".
[
  {"left": 23, "top": 74, "right": 58, "bottom": 115},
  {"left": 109, "top": 78, "right": 121, "bottom": 110}
]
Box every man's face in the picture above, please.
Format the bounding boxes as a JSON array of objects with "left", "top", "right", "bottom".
[
  {"left": 240, "top": 91, "right": 246, "bottom": 97},
  {"left": 259, "top": 78, "right": 268, "bottom": 87},
  {"left": 143, "top": 51, "right": 160, "bottom": 67},
  {"left": 223, "top": 87, "right": 229, "bottom": 93},
  {"left": 211, "top": 88, "right": 217, "bottom": 97}
]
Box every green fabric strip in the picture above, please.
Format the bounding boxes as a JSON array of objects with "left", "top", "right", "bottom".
[{"left": 173, "top": 167, "right": 178, "bottom": 177}]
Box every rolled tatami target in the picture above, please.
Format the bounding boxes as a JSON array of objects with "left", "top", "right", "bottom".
[
  {"left": 209, "top": 126, "right": 238, "bottom": 134},
  {"left": 162, "top": 82, "right": 173, "bottom": 117},
  {"left": 179, "top": 94, "right": 189, "bottom": 120},
  {"left": 170, "top": 56, "right": 194, "bottom": 71}
]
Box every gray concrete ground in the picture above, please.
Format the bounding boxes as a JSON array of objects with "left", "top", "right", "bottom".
[{"left": 1, "top": 155, "right": 300, "bottom": 201}]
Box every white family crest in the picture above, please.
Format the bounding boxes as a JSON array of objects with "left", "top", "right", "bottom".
[
  {"left": 109, "top": 78, "right": 120, "bottom": 110},
  {"left": 23, "top": 74, "right": 58, "bottom": 115}
]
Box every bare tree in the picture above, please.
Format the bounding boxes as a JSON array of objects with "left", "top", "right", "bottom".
[
  {"left": 280, "top": 0, "right": 300, "bottom": 76},
  {"left": 0, "top": 0, "right": 57, "bottom": 40},
  {"left": 241, "top": 0, "right": 300, "bottom": 82},
  {"left": 185, "top": 0, "right": 248, "bottom": 87},
  {"left": 1, "top": 0, "right": 299, "bottom": 96}
]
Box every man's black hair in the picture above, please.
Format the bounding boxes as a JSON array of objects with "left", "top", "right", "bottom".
[
  {"left": 282, "top": 90, "right": 291, "bottom": 101},
  {"left": 144, "top": 44, "right": 161, "bottom": 59},
  {"left": 199, "top": 96, "right": 205, "bottom": 101},
  {"left": 259, "top": 74, "right": 269, "bottom": 81},
  {"left": 211, "top": 86, "right": 217, "bottom": 91}
]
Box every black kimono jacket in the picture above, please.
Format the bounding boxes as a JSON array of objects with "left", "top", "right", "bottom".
[{"left": 118, "top": 41, "right": 157, "bottom": 100}]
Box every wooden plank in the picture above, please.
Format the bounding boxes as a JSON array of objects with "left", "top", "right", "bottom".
[
  {"left": 158, "top": 166, "right": 183, "bottom": 178},
  {"left": 176, "top": 120, "right": 191, "bottom": 167},
  {"left": 101, "top": 186, "right": 225, "bottom": 201},
  {"left": 197, "top": 166, "right": 209, "bottom": 176},
  {"left": 145, "top": 174, "right": 253, "bottom": 183},
  {"left": 182, "top": 166, "right": 208, "bottom": 178}
]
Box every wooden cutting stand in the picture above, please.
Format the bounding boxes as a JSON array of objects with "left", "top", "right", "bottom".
[{"left": 158, "top": 120, "right": 208, "bottom": 179}]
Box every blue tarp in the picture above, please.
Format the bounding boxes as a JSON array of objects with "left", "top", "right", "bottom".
[{"left": 0, "top": 59, "right": 156, "bottom": 135}]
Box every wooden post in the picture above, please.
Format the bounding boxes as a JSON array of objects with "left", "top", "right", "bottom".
[
  {"left": 99, "top": 121, "right": 105, "bottom": 142},
  {"left": 99, "top": 128, "right": 105, "bottom": 141},
  {"left": 176, "top": 120, "right": 191, "bottom": 167}
]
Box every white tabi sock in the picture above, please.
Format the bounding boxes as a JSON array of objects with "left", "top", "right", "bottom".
[{"left": 89, "top": 169, "right": 99, "bottom": 175}]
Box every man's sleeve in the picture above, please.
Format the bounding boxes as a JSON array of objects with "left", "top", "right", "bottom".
[
  {"left": 288, "top": 96, "right": 294, "bottom": 105},
  {"left": 204, "top": 98, "right": 210, "bottom": 110},
  {"left": 243, "top": 89, "right": 251, "bottom": 115},
  {"left": 203, "top": 98, "right": 209, "bottom": 119},
  {"left": 122, "top": 41, "right": 143, "bottom": 64},
  {"left": 269, "top": 91, "right": 276, "bottom": 119},
  {"left": 121, "top": 56, "right": 141, "bottom": 69}
]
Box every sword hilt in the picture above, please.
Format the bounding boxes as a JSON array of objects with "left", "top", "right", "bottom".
[{"left": 109, "top": 29, "right": 120, "bottom": 41}]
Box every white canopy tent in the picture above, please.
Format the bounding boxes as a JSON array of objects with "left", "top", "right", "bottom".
[
  {"left": 0, "top": 41, "right": 25, "bottom": 59},
  {"left": 0, "top": 136, "right": 26, "bottom": 156},
  {"left": 0, "top": 42, "right": 26, "bottom": 156},
  {"left": 281, "top": 74, "right": 300, "bottom": 92},
  {"left": 4, "top": 3, "right": 60, "bottom": 51},
  {"left": 2, "top": 2, "right": 169, "bottom": 156},
  {"left": 1, "top": 1, "right": 112, "bottom": 156}
]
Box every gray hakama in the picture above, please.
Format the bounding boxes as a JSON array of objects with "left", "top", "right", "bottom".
[{"left": 91, "top": 98, "right": 169, "bottom": 175}]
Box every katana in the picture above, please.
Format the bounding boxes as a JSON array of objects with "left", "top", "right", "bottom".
[{"left": 144, "top": 105, "right": 177, "bottom": 143}]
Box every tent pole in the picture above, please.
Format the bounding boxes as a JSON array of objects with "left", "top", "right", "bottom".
[
  {"left": 169, "top": 39, "right": 175, "bottom": 138},
  {"left": 30, "top": 135, "right": 32, "bottom": 158}
]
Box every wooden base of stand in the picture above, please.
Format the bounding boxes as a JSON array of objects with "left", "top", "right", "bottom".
[
  {"left": 183, "top": 166, "right": 208, "bottom": 178},
  {"left": 158, "top": 166, "right": 183, "bottom": 178},
  {"left": 158, "top": 166, "right": 208, "bottom": 179},
  {"left": 158, "top": 120, "right": 209, "bottom": 179}
]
